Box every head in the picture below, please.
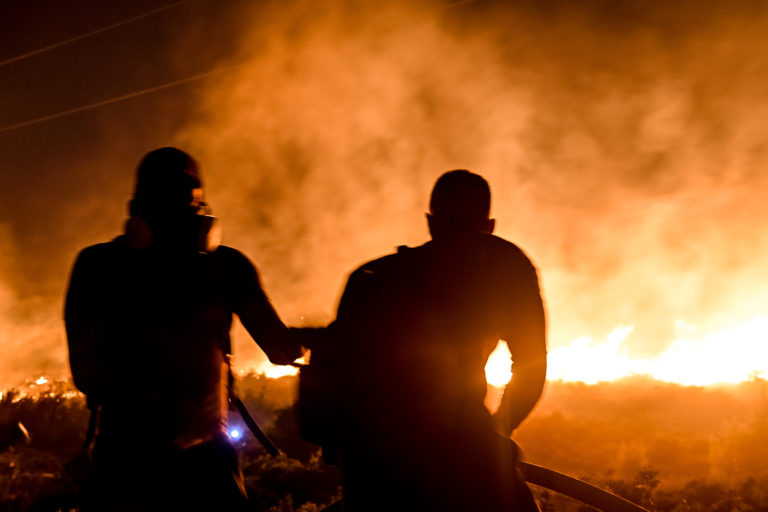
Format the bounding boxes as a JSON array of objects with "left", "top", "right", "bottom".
[
  {"left": 125, "top": 147, "right": 219, "bottom": 251},
  {"left": 128, "top": 147, "right": 204, "bottom": 226},
  {"left": 427, "top": 169, "right": 495, "bottom": 240}
]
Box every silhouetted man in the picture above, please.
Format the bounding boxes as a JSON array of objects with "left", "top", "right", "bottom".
[
  {"left": 65, "top": 147, "right": 301, "bottom": 511},
  {"left": 308, "top": 170, "right": 546, "bottom": 511}
]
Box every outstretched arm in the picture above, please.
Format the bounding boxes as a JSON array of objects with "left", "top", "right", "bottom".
[
  {"left": 233, "top": 255, "right": 302, "bottom": 366},
  {"left": 238, "top": 298, "right": 302, "bottom": 365}
]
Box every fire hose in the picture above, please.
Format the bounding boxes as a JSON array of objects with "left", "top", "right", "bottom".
[
  {"left": 230, "top": 393, "right": 280, "bottom": 457},
  {"left": 517, "top": 461, "right": 649, "bottom": 512},
  {"left": 234, "top": 396, "right": 650, "bottom": 512}
]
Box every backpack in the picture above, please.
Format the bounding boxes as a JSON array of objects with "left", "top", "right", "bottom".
[{"left": 296, "top": 246, "right": 416, "bottom": 462}]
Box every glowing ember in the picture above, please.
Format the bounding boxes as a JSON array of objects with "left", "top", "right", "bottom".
[{"left": 35, "top": 376, "right": 48, "bottom": 386}]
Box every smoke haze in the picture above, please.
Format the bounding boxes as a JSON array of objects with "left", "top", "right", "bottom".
[{"left": 1, "top": 0, "right": 768, "bottom": 387}]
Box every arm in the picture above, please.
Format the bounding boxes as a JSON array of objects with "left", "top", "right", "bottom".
[
  {"left": 238, "top": 299, "right": 301, "bottom": 366},
  {"left": 64, "top": 248, "right": 107, "bottom": 407},
  {"left": 232, "top": 253, "right": 302, "bottom": 366},
  {"left": 493, "top": 263, "right": 547, "bottom": 437}
]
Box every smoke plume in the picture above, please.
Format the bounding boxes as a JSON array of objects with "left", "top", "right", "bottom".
[
  {"left": 177, "top": 0, "right": 768, "bottom": 367},
  {"left": 2, "top": 0, "right": 768, "bottom": 386}
]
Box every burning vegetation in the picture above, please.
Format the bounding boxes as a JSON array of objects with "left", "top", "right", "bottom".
[{"left": 1, "top": 374, "right": 767, "bottom": 510}]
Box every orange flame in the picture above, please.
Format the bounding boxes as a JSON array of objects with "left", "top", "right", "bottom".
[
  {"left": 253, "top": 316, "right": 768, "bottom": 388},
  {"left": 485, "top": 315, "right": 768, "bottom": 387}
]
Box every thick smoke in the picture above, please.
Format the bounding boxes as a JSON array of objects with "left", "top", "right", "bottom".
[
  {"left": 176, "top": 0, "right": 768, "bottom": 368},
  {"left": 0, "top": 223, "right": 66, "bottom": 387},
  {"left": 3, "top": 0, "right": 768, "bottom": 386}
]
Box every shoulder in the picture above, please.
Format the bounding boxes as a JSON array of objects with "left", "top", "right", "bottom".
[
  {"left": 429, "top": 233, "right": 540, "bottom": 286},
  {"left": 208, "top": 245, "right": 263, "bottom": 285},
  {"left": 480, "top": 235, "right": 540, "bottom": 283},
  {"left": 352, "top": 251, "right": 401, "bottom": 276},
  {"left": 346, "top": 244, "right": 424, "bottom": 283},
  {"left": 72, "top": 237, "right": 126, "bottom": 265},
  {"left": 66, "top": 239, "right": 129, "bottom": 295},
  {"left": 430, "top": 233, "right": 535, "bottom": 264},
  {"left": 338, "top": 251, "right": 410, "bottom": 300},
  {"left": 212, "top": 245, "right": 254, "bottom": 265},
  {"left": 483, "top": 234, "right": 537, "bottom": 267}
]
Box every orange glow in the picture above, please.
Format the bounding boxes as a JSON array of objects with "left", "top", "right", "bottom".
[
  {"left": 261, "top": 363, "right": 300, "bottom": 379},
  {"left": 481, "top": 315, "right": 768, "bottom": 388},
  {"left": 649, "top": 315, "right": 768, "bottom": 385},
  {"left": 485, "top": 341, "right": 513, "bottom": 387},
  {"left": 545, "top": 315, "right": 768, "bottom": 386},
  {"left": 255, "top": 354, "right": 307, "bottom": 379},
  {"left": 253, "top": 315, "right": 768, "bottom": 388},
  {"left": 546, "top": 326, "right": 639, "bottom": 385}
]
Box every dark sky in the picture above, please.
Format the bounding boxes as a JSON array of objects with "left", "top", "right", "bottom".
[
  {"left": 1, "top": 0, "right": 248, "bottom": 293},
  {"left": 0, "top": 0, "right": 258, "bottom": 385},
  {"left": 1, "top": 0, "right": 767, "bottom": 388}
]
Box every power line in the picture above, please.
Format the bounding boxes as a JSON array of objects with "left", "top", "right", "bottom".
[
  {"left": 0, "top": 0, "right": 191, "bottom": 68},
  {"left": 0, "top": 0, "right": 478, "bottom": 135},
  {"left": 0, "top": 62, "right": 242, "bottom": 134}
]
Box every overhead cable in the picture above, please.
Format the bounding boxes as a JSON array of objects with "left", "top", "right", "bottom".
[
  {"left": 0, "top": 62, "right": 241, "bottom": 134},
  {"left": 0, "top": 0, "right": 478, "bottom": 134},
  {"left": 0, "top": 0, "right": 191, "bottom": 68}
]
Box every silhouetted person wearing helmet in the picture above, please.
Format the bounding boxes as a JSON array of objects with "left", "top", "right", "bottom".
[
  {"left": 302, "top": 170, "right": 546, "bottom": 512},
  {"left": 65, "top": 147, "right": 301, "bottom": 511}
]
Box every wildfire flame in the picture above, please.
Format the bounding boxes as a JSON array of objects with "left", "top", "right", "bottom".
[
  {"left": 485, "top": 342, "right": 514, "bottom": 388},
  {"left": 262, "top": 364, "right": 300, "bottom": 379},
  {"left": 252, "top": 315, "right": 768, "bottom": 388},
  {"left": 10, "top": 317, "right": 764, "bottom": 395},
  {"left": 255, "top": 354, "right": 308, "bottom": 379},
  {"left": 484, "top": 314, "right": 768, "bottom": 387}
]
